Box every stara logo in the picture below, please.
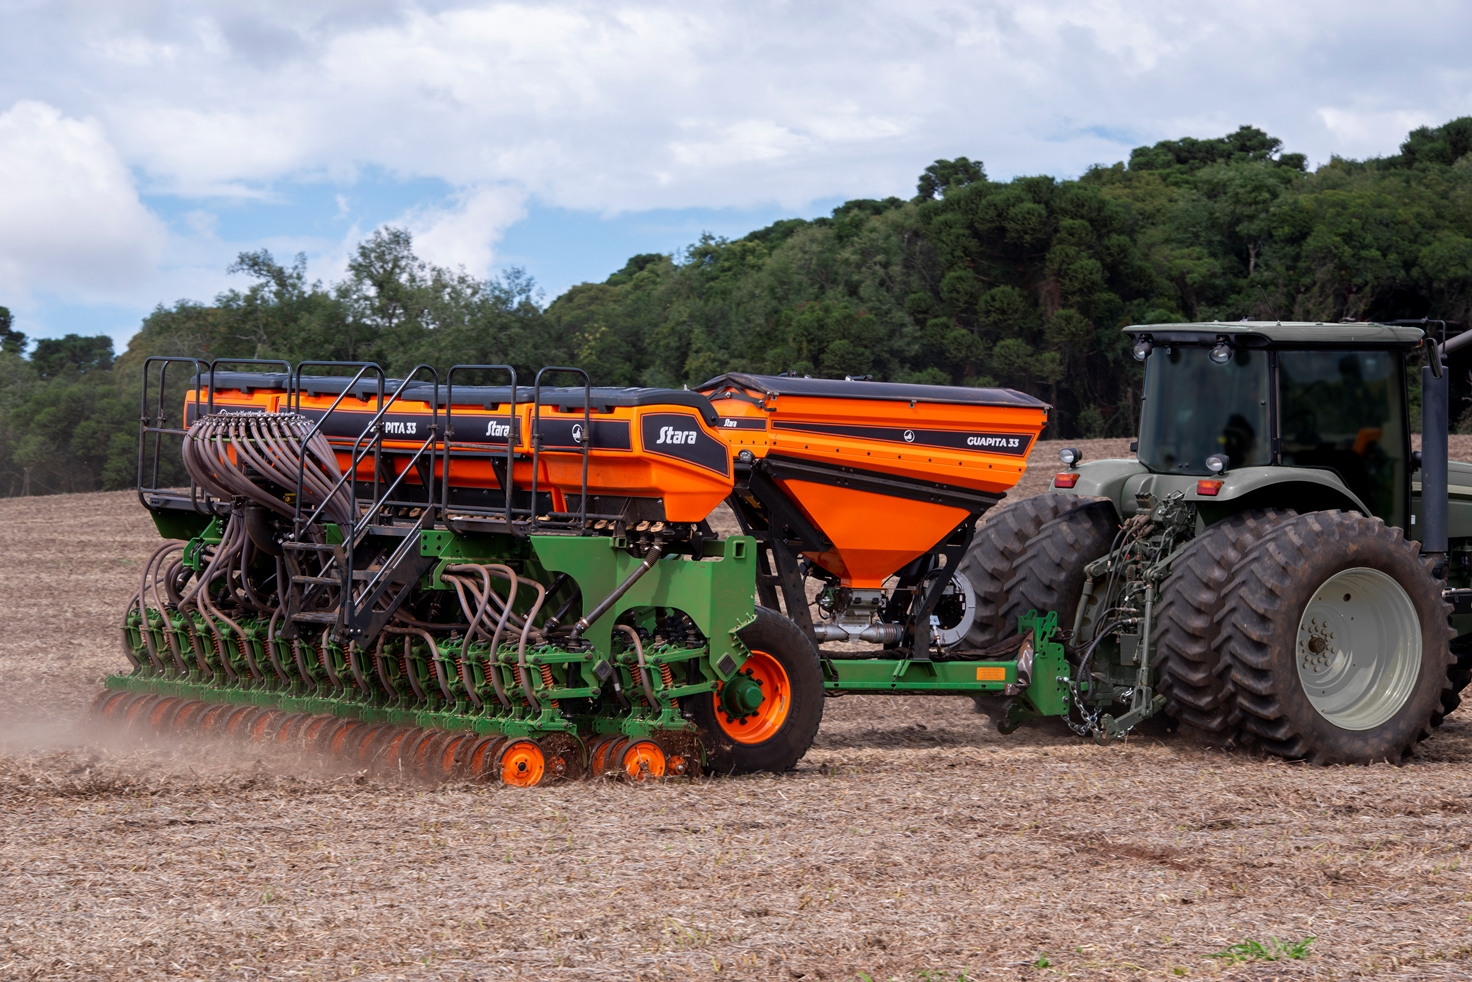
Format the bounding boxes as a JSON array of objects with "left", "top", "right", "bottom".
[{"left": 903, "top": 430, "right": 916, "bottom": 443}]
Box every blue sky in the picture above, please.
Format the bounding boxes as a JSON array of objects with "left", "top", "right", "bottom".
[{"left": 4, "top": 1, "right": 1472, "bottom": 351}]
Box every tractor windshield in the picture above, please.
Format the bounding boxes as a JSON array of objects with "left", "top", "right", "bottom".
[{"left": 1138, "top": 345, "right": 1270, "bottom": 475}]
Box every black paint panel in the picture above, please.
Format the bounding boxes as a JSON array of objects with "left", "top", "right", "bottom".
[
  {"left": 772, "top": 420, "right": 1031, "bottom": 456},
  {"left": 535, "top": 417, "right": 632, "bottom": 450},
  {"left": 640, "top": 413, "right": 731, "bottom": 475}
]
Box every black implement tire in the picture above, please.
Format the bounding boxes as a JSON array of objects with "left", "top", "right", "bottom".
[
  {"left": 1154, "top": 508, "right": 1296, "bottom": 744},
  {"left": 1218, "top": 511, "right": 1454, "bottom": 764},
  {"left": 996, "top": 499, "right": 1120, "bottom": 638},
  {"left": 957, "top": 494, "right": 1111, "bottom": 648},
  {"left": 688, "top": 607, "right": 824, "bottom": 775}
]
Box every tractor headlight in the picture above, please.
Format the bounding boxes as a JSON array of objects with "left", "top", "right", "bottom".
[
  {"left": 1132, "top": 337, "right": 1153, "bottom": 361},
  {"left": 1058, "top": 447, "right": 1082, "bottom": 467},
  {"left": 1205, "top": 454, "right": 1227, "bottom": 474},
  {"left": 1209, "top": 339, "right": 1231, "bottom": 364}
]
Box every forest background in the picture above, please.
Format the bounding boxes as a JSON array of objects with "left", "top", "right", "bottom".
[{"left": 7, "top": 118, "right": 1472, "bottom": 496}]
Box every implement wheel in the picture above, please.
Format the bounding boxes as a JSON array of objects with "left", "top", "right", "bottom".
[
  {"left": 499, "top": 739, "right": 546, "bottom": 787},
  {"left": 688, "top": 606, "right": 823, "bottom": 775},
  {"left": 1219, "top": 511, "right": 1454, "bottom": 764}
]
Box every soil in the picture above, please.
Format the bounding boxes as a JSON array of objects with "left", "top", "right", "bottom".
[{"left": 1, "top": 440, "right": 1470, "bottom": 981}]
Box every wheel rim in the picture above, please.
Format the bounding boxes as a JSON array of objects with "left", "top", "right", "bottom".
[
  {"left": 714, "top": 649, "right": 791, "bottom": 745},
  {"left": 620, "top": 740, "right": 666, "bottom": 780},
  {"left": 499, "top": 740, "right": 546, "bottom": 787},
  {"left": 1295, "top": 567, "right": 1421, "bottom": 730}
]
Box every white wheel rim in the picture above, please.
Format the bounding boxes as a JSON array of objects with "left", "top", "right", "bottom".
[{"left": 1295, "top": 567, "right": 1421, "bottom": 731}]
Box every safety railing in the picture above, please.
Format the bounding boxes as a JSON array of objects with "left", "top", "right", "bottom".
[
  {"left": 442, "top": 364, "right": 522, "bottom": 526},
  {"left": 137, "top": 356, "right": 209, "bottom": 513},
  {"left": 530, "top": 366, "right": 593, "bottom": 530}
]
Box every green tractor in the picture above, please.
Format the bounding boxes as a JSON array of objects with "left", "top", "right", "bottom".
[{"left": 963, "top": 320, "right": 1472, "bottom": 763}]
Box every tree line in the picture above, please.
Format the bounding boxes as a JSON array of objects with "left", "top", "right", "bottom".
[{"left": 7, "top": 117, "right": 1472, "bottom": 496}]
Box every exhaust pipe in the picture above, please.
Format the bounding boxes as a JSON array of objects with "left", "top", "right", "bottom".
[{"left": 1424, "top": 336, "right": 1454, "bottom": 578}]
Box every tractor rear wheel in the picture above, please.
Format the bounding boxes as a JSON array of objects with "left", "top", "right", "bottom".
[
  {"left": 1218, "top": 510, "right": 1454, "bottom": 764},
  {"left": 956, "top": 494, "right": 1111, "bottom": 649},
  {"left": 1153, "top": 508, "right": 1295, "bottom": 744},
  {"left": 995, "top": 499, "right": 1120, "bottom": 636},
  {"left": 1433, "top": 636, "right": 1472, "bottom": 726},
  {"left": 688, "top": 606, "right": 824, "bottom": 775}
]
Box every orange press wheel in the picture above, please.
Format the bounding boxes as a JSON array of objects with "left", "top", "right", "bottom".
[
  {"left": 92, "top": 690, "right": 132, "bottom": 719},
  {"left": 498, "top": 739, "right": 546, "bottom": 787},
  {"left": 298, "top": 715, "right": 335, "bottom": 747},
  {"left": 247, "top": 710, "right": 289, "bottom": 743},
  {"left": 171, "top": 700, "right": 209, "bottom": 732},
  {"left": 120, "top": 694, "right": 159, "bottom": 731},
  {"left": 195, "top": 701, "right": 233, "bottom": 735},
  {"left": 619, "top": 740, "right": 666, "bottom": 781},
  {"left": 354, "top": 725, "right": 397, "bottom": 765},
  {"left": 460, "top": 736, "right": 508, "bottom": 782},
  {"left": 589, "top": 735, "right": 625, "bottom": 778},
  {"left": 223, "top": 706, "right": 266, "bottom": 739},
  {"left": 371, "top": 726, "right": 419, "bottom": 778},
  {"left": 434, "top": 733, "right": 474, "bottom": 779},
  {"left": 146, "top": 697, "right": 186, "bottom": 733},
  {"left": 273, "top": 713, "right": 311, "bottom": 746}
]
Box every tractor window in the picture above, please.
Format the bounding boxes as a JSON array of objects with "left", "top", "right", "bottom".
[
  {"left": 1278, "top": 350, "right": 1405, "bottom": 523},
  {"left": 1138, "top": 346, "right": 1270, "bottom": 475}
]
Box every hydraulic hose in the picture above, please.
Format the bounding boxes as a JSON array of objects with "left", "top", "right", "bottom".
[{"left": 568, "top": 542, "right": 663, "bottom": 640}]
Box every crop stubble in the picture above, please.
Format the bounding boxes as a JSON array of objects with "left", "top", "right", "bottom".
[{"left": 0, "top": 440, "right": 1469, "bottom": 981}]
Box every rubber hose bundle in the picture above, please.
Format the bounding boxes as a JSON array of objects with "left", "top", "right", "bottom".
[{"left": 182, "top": 411, "right": 353, "bottom": 527}]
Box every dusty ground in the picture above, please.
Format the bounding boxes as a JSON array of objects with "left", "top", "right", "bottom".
[{"left": 1, "top": 441, "right": 1470, "bottom": 981}]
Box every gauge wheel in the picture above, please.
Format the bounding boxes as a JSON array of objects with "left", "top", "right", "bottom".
[{"left": 688, "top": 606, "right": 823, "bottom": 775}]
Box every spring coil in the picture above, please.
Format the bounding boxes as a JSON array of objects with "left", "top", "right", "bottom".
[
  {"left": 659, "top": 663, "right": 678, "bottom": 708},
  {"left": 539, "top": 665, "right": 560, "bottom": 709}
]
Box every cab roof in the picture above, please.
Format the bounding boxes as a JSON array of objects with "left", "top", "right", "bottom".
[{"left": 1123, "top": 320, "right": 1427, "bottom": 348}]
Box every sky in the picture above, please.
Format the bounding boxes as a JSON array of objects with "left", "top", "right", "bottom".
[{"left": 3, "top": 1, "right": 1472, "bottom": 351}]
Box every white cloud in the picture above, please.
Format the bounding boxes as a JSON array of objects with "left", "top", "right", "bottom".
[
  {"left": 4, "top": 1, "right": 1472, "bottom": 334},
  {"left": 400, "top": 184, "right": 527, "bottom": 275},
  {"left": 0, "top": 100, "right": 167, "bottom": 298}
]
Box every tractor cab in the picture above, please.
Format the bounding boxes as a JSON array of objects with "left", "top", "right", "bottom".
[{"left": 1110, "top": 321, "right": 1427, "bottom": 528}]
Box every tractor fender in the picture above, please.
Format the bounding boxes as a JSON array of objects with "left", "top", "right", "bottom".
[{"left": 1049, "top": 460, "right": 1369, "bottom": 520}]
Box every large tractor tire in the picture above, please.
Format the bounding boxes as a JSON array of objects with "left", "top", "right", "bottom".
[
  {"left": 1153, "top": 508, "right": 1296, "bottom": 744},
  {"left": 1432, "top": 636, "right": 1472, "bottom": 727},
  {"left": 1217, "top": 511, "right": 1454, "bottom": 764},
  {"left": 957, "top": 494, "right": 1112, "bottom": 649},
  {"left": 688, "top": 606, "right": 824, "bottom": 775},
  {"left": 995, "top": 499, "right": 1121, "bottom": 637}
]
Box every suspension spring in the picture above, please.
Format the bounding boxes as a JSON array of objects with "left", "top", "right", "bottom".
[
  {"left": 539, "top": 665, "right": 560, "bottom": 709},
  {"left": 659, "top": 662, "right": 678, "bottom": 708}
]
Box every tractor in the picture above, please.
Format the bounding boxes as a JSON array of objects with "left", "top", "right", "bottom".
[{"left": 960, "top": 320, "right": 1472, "bottom": 763}]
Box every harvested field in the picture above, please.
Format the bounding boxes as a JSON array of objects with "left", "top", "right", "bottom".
[{"left": 1, "top": 439, "right": 1470, "bottom": 981}]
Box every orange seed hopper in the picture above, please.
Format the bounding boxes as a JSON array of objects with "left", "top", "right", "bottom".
[{"left": 697, "top": 373, "right": 1048, "bottom": 589}]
